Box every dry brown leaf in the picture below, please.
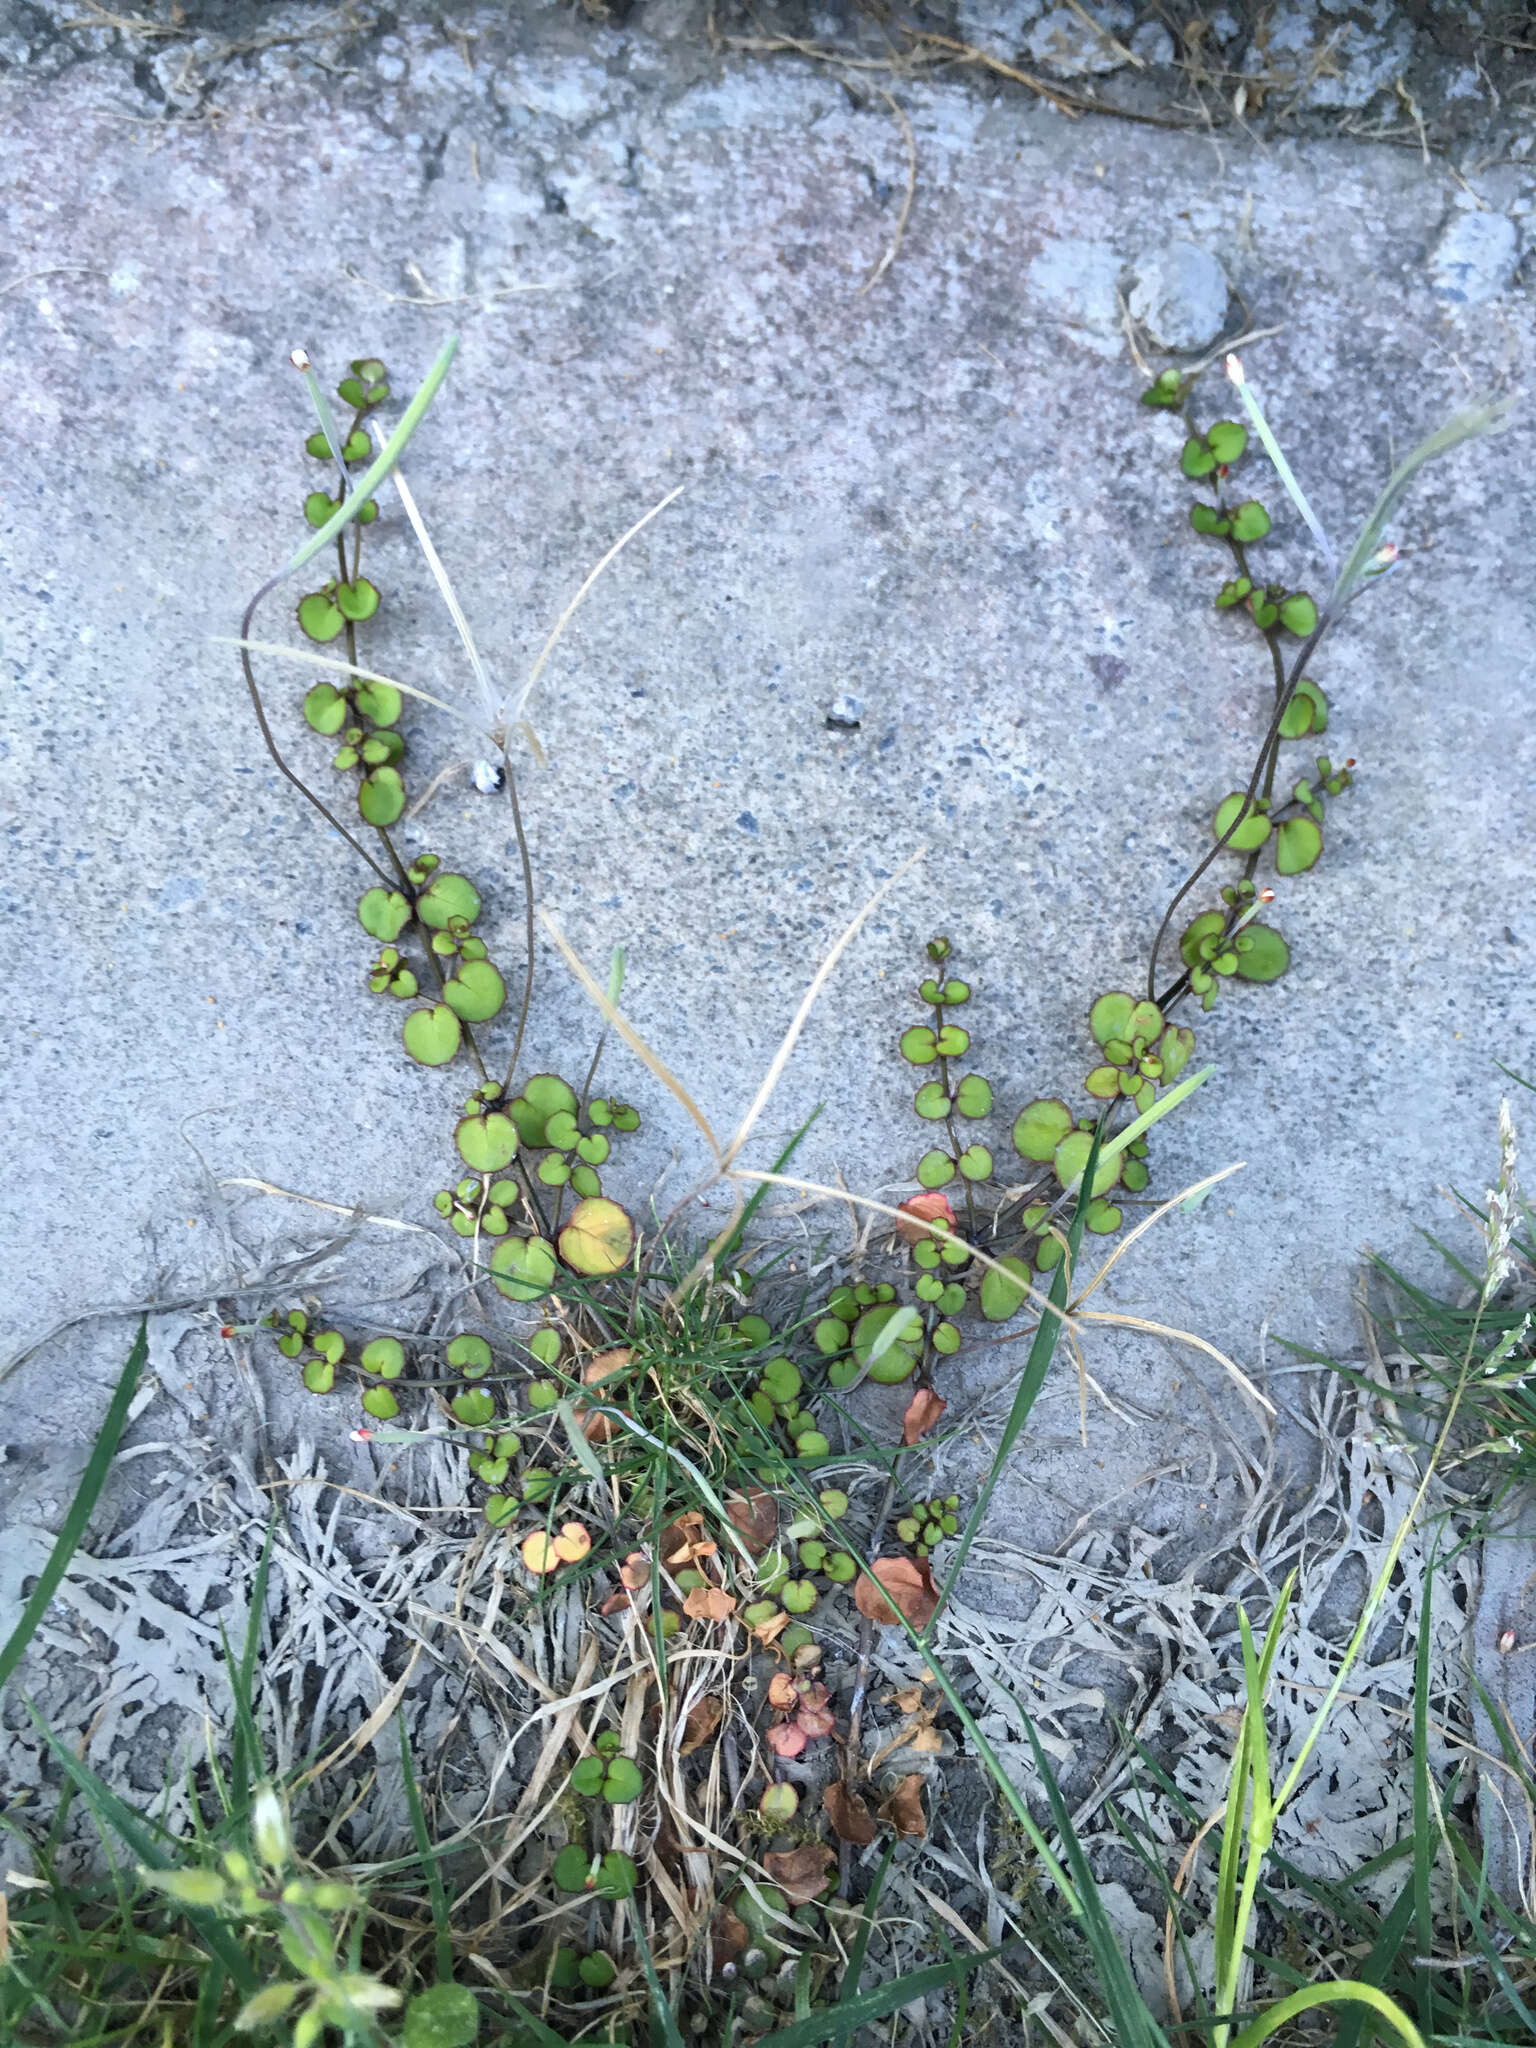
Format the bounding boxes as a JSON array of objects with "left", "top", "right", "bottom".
[
  {"left": 767, "top": 1673, "right": 800, "bottom": 1712},
  {"left": 878, "top": 1773, "right": 927, "bottom": 1838},
  {"left": 764, "top": 1842, "right": 835, "bottom": 1904},
  {"left": 824, "top": 1782, "right": 878, "bottom": 1845},
  {"left": 887, "top": 1687, "right": 925, "bottom": 1713},
  {"left": 901, "top": 1386, "right": 946, "bottom": 1444},
  {"left": 682, "top": 1584, "right": 737, "bottom": 1624},
  {"left": 573, "top": 1346, "right": 631, "bottom": 1443},
  {"left": 894, "top": 1190, "right": 958, "bottom": 1247},
  {"left": 853, "top": 1555, "right": 939, "bottom": 1629},
  {"left": 751, "top": 1606, "right": 791, "bottom": 1649},
  {"left": 711, "top": 1903, "right": 750, "bottom": 1970},
  {"left": 725, "top": 1486, "right": 779, "bottom": 1552},
  {"left": 680, "top": 1695, "right": 723, "bottom": 1756}
]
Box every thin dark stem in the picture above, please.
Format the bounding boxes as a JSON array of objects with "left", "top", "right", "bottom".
[
  {"left": 238, "top": 577, "right": 395, "bottom": 887},
  {"left": 499, "top": 748, "right": 537, "bottom": 1095}
]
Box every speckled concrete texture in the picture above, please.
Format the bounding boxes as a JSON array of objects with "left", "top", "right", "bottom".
[{"left": 1, "top": 2, "right": 1533, "bottom": 1560}]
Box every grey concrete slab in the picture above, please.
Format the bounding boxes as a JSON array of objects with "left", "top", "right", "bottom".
[{"left": 2, "top": 2, "right": 1533, "bottom": 1560}]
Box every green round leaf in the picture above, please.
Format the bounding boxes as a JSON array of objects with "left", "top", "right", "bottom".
[
  {"left": 1089, "top": 992, "right": 1136, "bottom": 1049},
  {"left": 1206, "top": 420, "right": 1247, "bottom": 464},
  {"left": 1215, "top": 575, "right": 1251, "bottom": 610},
  {"left": 1052, "top": 1131, "right": 1122, "bottom": 1198},
  {"left": 1233, "top": 923, "right": 1290, "bottom": 982},
  {"left": 953, "top": 1074, "right": 992, "bottom": 1118},
  {"left": 303, "top": 681, "right": 348, "bottom": 734},
  {"left": 569, "top": 1164, "right": 602, "bottom": 1199},
  {"left": 1279, "top": 592, "right": 1318, "bottom": 636},
  {"left": 781, "top": 1579, "right": 818, "bottom": 1613},
  {"left": 490, "top": 1235, "right": 558, "bottom": 1302},
  {"left": 900, "top": 1026, "right": 938, "bottom": 1066},
  {"left": 416, "top": 872, "right": 482, "bottom": 930},
  {"left": 916, "top": 1149, "right": 955, "bottom": 1189},
  {"left": 451, "top": 1388, "right": 496, "bottom": 1428},
  {"left": 1085, "top": 1065, "right": 1122, "bottom": 1101},
  {"left": 297, "top": 591, "right": 345, "bottom": 644},
  {"left": 360, "top": 1337, "right": 405, "bottom": 1379},
  {"left": 301, "top": 1359, "right": 334, "bottom": 1394},
  {"left": 403, "top": 1003, "right": 462, "bottom": 1067},
  {"left": 552, "top": 1845, "right": 591, "bottom": 1893},
  {"left": 1213, "top": 793, "right": 1270, "bottom": 851},
  {"left": 354, "top": 680, "right": 401, "bottom": 727},
  {"left": 760, "top": 1356, "right": 801, "bottom": 1405},
  {"left": 358, "top": 766, "right": 405, "bottom": 826},
  {"left": 1085, "top": 1198, "right": 1122, "bottom": 1235},
  {"left": 335, "top": 577, "right": 380, "bottom": 622},
  {"left": 358, "top": 887, "right": 411, "bottom": 941},
  {"left": 1229, "top": 500, "right": 1270, "bottom": 543},
  {"left": 851, "top": 1304, "right": 923, "bottom": 1385},
  {"left": 812, "top": 1317, "right": 849, "bottom": 1355},
  {"left": 913, "top": 1081, "right": 950, "bottom": 1121},
  {"left": 361, "top": 1384, "right": 399, "bottom": 1420},
  {"left": 1012, "top": 1098, "right": 1072, "bottom": 1163},
  {"left": 979, "top": 1255, "right": 1031, "bottom": 1323},
  {"left": 956, "top": 1144, "right": 992, "bottom": 1181},
  {"left": 932, "top": 1320, "right": 961, "bottom": 1356},
  {"left": 528, "top": 1329, "right": 561, "bottom": 1368},
  {"left": 304, "top": 494, "right": 341, "bottom": 532},
  {"left": 1121, "top": 1157, "right": 1149, "bottom": 1193},
  {"left": 1275, "top": 816, "right": 1323, "bottom": 875},
  {"left": 443, "top": 958, "right": 506, "bottom": 1024},
  {"left": 455, "top": 1112, "right": 518, "bottom": 1173},
  {"left": 400, "top": 1983, "right": 480, "bottom": 2048},
  {"left": 557, "top": 1197, "right": 634, "bottom": 1276},
  {"left": 1179, "top": 911, "right": 1225, "bottom": 970},
  {"left": 934, "top": 1025, "right": 969, "bottom": 1057},
  {"left": 447, "top": 1333, "right": 493, "bottom": 1377},
  {"left": 506, "top": 1073, "right": 577, "bottom": 1146},
  {"left": 578, "top": 1952, "right": 616, "bottom": 1990},
  {"left": 544, "top": 1110, "right": 579, "bottom": 1150},
  {"left": 795, "top": 1431, "right": 830, "bottom": 1460},
  {"left": 595, "top": 1851, "right": 637, "bottom": 1900},
  {"left": 1189, "top": 503, "right": 1230, "bottom": 537},
  {"left": 575, "top": 1131, "right": 609, "bottom": 1166},
  {"left": 1181, "top": 436, "right": 1216, "bottom": 478},
  {"left": 1158, "top": 1024, "right": 1195, "bottom": 1084},
  {"left": 603, "top": 1757, "right": 643, "bottom": 1805}
]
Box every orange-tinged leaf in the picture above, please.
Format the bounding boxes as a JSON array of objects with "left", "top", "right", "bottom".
[
  {"left": 683, "top": 1584, "right": 737, "bottom": 1624},
  {"left": 520, "top": 1530, "right": 562, "bottom": 1574},
  {"left": 878, "top": 1773, "right": 927, "bottom": 1838},
  {"left": 767, "top": 1674, "right": 800, "bottom": 1712},
  {"left": 901, "top": 1387, "right": 947, "bottom": 1445},
  {"left": 573, "top": 1346, "right": 632, "bottom": 1443},
  {"left": 895, "top": 1191, "right": 958, "bottom": 1247},
  {"left": 764, "top": 1843, "right": 835, "bottom": 1905},
  {"left": 725, "top": 1487, "right": 779, "bottom": 1552},
  {"left": 751, "top": 1607, "right": 791, "bottom": 1649},
  {"left": 824, "top": 1782, "right": 878, "bottom": 1845},
  {"left": 557, "top": 1195, "right": 634, "bottom": 1276},
  {"left": 551, "top": 1520, "right": 592, "bottom": 1563},
  {"left": 619, "top": 1550, "right": 650, "bottom": 1590},
  {"left": 853, "top": 1555, "right": 940, "bottom": 1629},
  {"left": 680, "top": 1695, "right": 723, "bottom": 1756}
]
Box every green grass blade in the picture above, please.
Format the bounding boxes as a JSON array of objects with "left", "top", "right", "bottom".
[
  {"left": 1228, "top": 1981, "right": 1425, "bottom": 2048},
  {"left": 712, "top": 1107, "right": 822, "bottom": 1276},
  {"left": 925, "top": 1135, "right": 1100, "bottom": 1640},
  {"left": 833, "top": 1839, "right": 894, "bottom": 2048},
  {"left": 282, "top": 337, "right": 459, "bottom": 577},
  {"left": 0, "top": 1319, "right": 146, "bottom": 1699},
  {"left": 27, "top": 1705, "right": 259, "bottom": 1996},
  {"left": 1412, "top": 1566, "right": 1434, "bottom": 2033},
  {"left": 1021, "top": 1717, "right": 1170, "bottom": 2048},
  {"left": 397, "top": 1714, "right": 453, "bottom": 1984},
  {"left": 1330, "top": 1880, "right": 1418, "bottom": 2048},
  {"left": 628, "top": 1910, "right": 686, "bottom": 2048},
  {"left": 753, "top": 1944, "right": 1014, "bottom": 2048},
  {"left": 229, "top": 1514, "right": 276, "bottom": 1812}
]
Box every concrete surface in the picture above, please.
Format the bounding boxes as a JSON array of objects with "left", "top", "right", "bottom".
[{"left": 2, "top": 0, "right": 1533, "bottom": 1563}]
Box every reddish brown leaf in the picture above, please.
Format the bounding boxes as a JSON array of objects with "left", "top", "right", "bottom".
[
  {"left": 765, "top": 1720, "right": 807, "bottom": 1759},
  {"left": 619, "top": 1550, "right": 651, "bottom": 1590},
  {"left": 853, "top": 1555, "right": 940, "bottom": 1630},
  {"left": 796, "top": 1681, "right": 829, "bottom": 1713},
  {"left": 901, "top": 1387, "right": 947, "bottom": 1446},
  {"left": 680, "top": 1695, "right": 723, "bottom": 1756},
  {"left": 725, "top": 1487, "right": 779, "bottom": 1553},
  {"left": 878, "top": 1773, "right": 927, "bottom": 1838},
  {"left": 895, "top": 1191, "right": 958, "bottom": 1247},
  {"left": 763, "top": 1842, "right": 836, "bottom": 1905},
  {"left": 824, "top": 1782, "right": 878, "bottom": 1846},
  {"left": 683, "top": 1584, "right": 737, "bottom": 1624},
  {"left": 597, "top": 1588, "right": 632, "bottom": 1616},
  {"left": 794, "top": 1704, "right": 836, "bottom": 1740},
  {"left": 767, "top": 1673, "right": 800, "bottom": 1712},
  {"left": 573, "top": 1347, "right": 632, "bottom": 1444},
  {"left": 710, "top": 1904, "right": 750, "bottom": 1971}
]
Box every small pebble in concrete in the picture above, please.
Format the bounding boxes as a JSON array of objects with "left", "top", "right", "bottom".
[
  {"left": 826, "top": 693, "right": 864, "bottom": 730},
  {"left": 1431, "top": 210, "right": 1520, "bottom": 305},
  {"left": 1126, "top": 241, "right": 1230, "bottom": 351}
]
